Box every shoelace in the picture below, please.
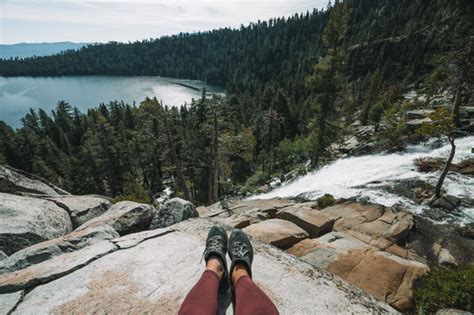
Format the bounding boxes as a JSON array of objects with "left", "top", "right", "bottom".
[
  {"left": 230, "top": 241, "right": 249, "bottom": 258},
  {"left": 202, "top": 235, "right": 225, "bottom": 263}
]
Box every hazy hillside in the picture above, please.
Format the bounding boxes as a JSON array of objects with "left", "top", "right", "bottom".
[{"left": 0, "top": 42, "right": 87, "bottom": 59}]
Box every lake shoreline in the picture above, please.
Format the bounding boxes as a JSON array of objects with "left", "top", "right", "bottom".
[{"left": 0, "top": 75, "right": 224, "bottom": 128}]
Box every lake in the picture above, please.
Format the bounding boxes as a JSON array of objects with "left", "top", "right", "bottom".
[{"left": 0, "top": 76, "right": 224, "bottom": 128}]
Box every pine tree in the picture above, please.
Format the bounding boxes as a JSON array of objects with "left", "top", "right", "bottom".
[{"left": 306, "top": 0, "right": 349, "bottom": 165}]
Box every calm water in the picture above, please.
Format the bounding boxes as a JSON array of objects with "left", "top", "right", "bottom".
[{"left": 0, "top": 76, "right": 224, "bottom": 128}]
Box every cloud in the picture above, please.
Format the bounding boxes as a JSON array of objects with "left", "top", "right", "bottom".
[{"left": 0, "top": 0, "right": 327, "bottom": 44}]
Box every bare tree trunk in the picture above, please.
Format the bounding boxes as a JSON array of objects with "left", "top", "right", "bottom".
[
  {"left": 160, "top": 103, "right": 191, "bottom": 201},
  {"left": 208, "top": 104, "right": 219, "bottom": 204},
  {"left": 434, "top": 137, "right": 456, "bottom": 198},
  {"left": 453, "top": 84, "right": 462, "bottom": 127},
  {"left": 268, "top": 107, "right": 274, "bottom": 176},
  {"left": 212, "top": 107, "right": 219, "bottom": 203},
  {"left": 208, "top": 167, "right": 214, "bottom": 204}
]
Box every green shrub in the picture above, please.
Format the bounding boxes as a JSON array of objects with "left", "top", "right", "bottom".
[
  {"left": 316, "top": 193, "right": 335, "bottom": 208},
  {"left": 415, "top": 266, "right": 474, "bottom": 314},
  {"left": 275, "top": 137, "right": 310, "bottom": 172},
  {"left": 241, "top": 170, "right": 268, "bottom": 194}
]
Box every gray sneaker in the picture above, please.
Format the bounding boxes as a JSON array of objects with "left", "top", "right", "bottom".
[{"left": 203, "top": 225, "right": 229, "bottom": 293}]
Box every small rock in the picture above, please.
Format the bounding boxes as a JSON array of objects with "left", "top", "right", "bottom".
[
  {"left": 432, "top": 242, "right": 442, "bottom": 257},
  {"left": 457, "top": 224, "right": 474, "bottom": 239},
  {"left": 150, "top": 198, "right": 198, "bottom": 229},
  {"left": 437, "top": 248, "right": 458, "bottom": 266},
  {"left": 243, "top": 219, "right": 308, "bottom": 249},
  {"left": 77, "top": 201, "right": 155, "bottom": 236},
  {"left": 257, "top": 184, "right": 270, "bottom": 193},
  {"left": 196, "top": 206, "right": 212, "bottom": 217},
  {"left": 422, "top": 207, "right": 454, "bottom": 222}
]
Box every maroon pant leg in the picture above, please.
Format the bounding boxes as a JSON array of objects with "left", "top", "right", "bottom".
[
  {"left": 178, "top": 270, "right": 219, "bottom": 315},
  {"left": 235, "top": 275, "right": 279, "bottom": 315}
]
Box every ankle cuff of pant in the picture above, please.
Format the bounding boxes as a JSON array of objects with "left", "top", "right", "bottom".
[
  {"left": 234, "top": 274, "right": 251, "bottom": 288},
  {"left": 203, "top": 269, "right": 221, "bottom": 281}
]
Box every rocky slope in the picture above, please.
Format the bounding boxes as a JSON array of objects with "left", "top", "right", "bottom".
[
  {"left": 1, "top": 165, "right": 472, "bottom": 313},
  {"left": 199, "top": 197, "right": 474, "bottom": 312},
  {"left": 0, "top": 165, "right": 397, "bottom": 314}
]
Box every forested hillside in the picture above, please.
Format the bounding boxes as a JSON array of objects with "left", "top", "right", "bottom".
[{"left": 0, "top": 0, "right": 473, "bottom": 205}]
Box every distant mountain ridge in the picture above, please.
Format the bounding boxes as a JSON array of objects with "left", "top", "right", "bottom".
[{"left": 0, "top": 42, "right": 87, "bottom": 59}]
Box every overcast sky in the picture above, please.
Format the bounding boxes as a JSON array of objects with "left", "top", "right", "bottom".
[{"left": 0, "top": 0, "right": 328, "bottom": 44}]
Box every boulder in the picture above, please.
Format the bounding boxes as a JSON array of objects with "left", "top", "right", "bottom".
[
  {"left": 406, "top": 109, "right": 435, "bottom": 120},
  {"left": 211, "top": 213, "right": 253, "bottom": 229},
  {"left": 242, "top": 219, "right": 308, "bottom": 249},
  {"left": 1, "top": 219, "right": 395, "bottom": 314},
  {"left": 150, "top": 198, "right": 198, "bottom": 229},
  {"left": 320, "top": 202, "right": 414, "bottom": 249},
  {"left": 406, "top": 117, "right": 432, "bottom": 130},
  {"left": 0, "top": 225, "right": 119, "bottom": 274},
  {"left": 227, "top": 198, "right": 293, "bottom": 218},
  {"left": 196, "top": 206, "right": 214, "bottom": 217},
  {"left": 209, "top": 199, "right": 290, "bottom": 228},
  {"left": 430, "top": 195, "right": 461, "bottom": 211},
  {"left": 326, "top": 249, "right": 429, "bottom": 311},
  {"left": 77, "top": 201, "right": 154, "bottom": 236},
  {"left": 290, "top": 232, "right": 372, "bottom": 268},
  {"left": 0, "top": 241, "right": 118, "bottom": 294},
  {"left": 278, "top": 205, "right": 334, "bottom": 237},
  {"left": 0, "top": 193, "right": 73, "bottom": 255},
  {"left": 0, "top": 165, "right": 69, "bottom": 196},
  {"left": 406, "top": 216, "right": 474, "bottom": 266},
  {"left": 456, "top": 158, "right": 474, "bottom": 175},
  {"left": 288, "top": 231, "right": 429, "bottom": 311},
  {"left": 46, "top": 195, "right": 112, "bottom": 228},
  {"left": 437, "top": 248, "right": 458, "bottom": 266}
]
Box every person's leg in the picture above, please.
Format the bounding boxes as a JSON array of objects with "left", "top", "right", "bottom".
[
  {"left": 228, "top": 229, "right": 279, "bottom": 315},
  {"left": 232, "top": 264, "right": 279, "bottom": 315},
  {"left": 178, "top": 258, "right": 223, "bottom": 315},
  {"left": 179, "top": 225, "right": 229, "bottom": 315}
]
